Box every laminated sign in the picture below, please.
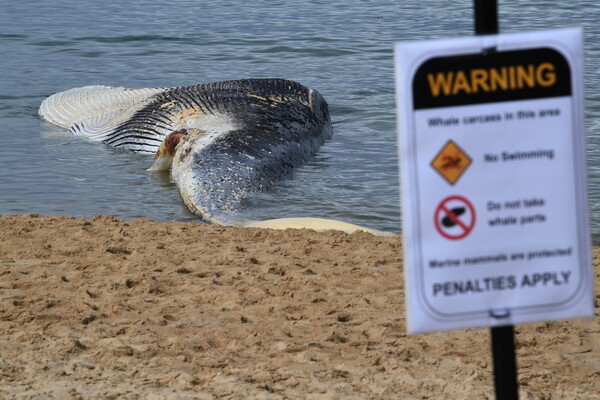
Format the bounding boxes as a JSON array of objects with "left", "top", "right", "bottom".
[{"left": 395, "top": 27, "right": 594, "bottom": 334}]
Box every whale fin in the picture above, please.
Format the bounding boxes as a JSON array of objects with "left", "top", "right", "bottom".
[
  {"left": 240, "top": 218, "right": 396, "bottom": 236},
  {"left": 39, "top": 85, "right": 166, "bottom": 141}
]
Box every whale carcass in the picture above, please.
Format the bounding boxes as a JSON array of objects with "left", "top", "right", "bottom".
[{"left": 39, "top": 79, "right": 333, "bottom": 224}]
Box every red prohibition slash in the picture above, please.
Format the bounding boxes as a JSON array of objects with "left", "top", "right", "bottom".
[{"left": 434, "top": 195, "right": 476, "bottom": 240}]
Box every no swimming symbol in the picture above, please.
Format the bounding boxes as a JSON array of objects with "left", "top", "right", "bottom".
[{"left": 435, "top": 195, "right": 476, "bottom": 240}]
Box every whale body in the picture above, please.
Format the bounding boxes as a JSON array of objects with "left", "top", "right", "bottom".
[{"left": 39, "top": 79, "right": 333, "bottom": 223}]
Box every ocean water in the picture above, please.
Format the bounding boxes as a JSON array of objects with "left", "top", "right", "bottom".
[{"left": 1, "top": 0, "right": 600, "bottom": 234}]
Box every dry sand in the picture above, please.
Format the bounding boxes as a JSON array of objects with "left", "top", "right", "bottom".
[{"left": 0, "top": 214, "right": 598, "bottom": 399}]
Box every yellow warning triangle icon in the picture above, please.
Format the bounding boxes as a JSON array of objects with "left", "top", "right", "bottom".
[{"left": 431, "top": 140, "right": 472, "bottom": 185}]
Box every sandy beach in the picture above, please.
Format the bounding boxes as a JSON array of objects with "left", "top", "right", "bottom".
[{"left": 0, "top": 214, "right": 598, "bottom": 399}]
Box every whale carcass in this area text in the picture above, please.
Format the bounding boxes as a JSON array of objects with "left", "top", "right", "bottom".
[{"left": 39, "top": 79, "right": 333, "bottom": 224}]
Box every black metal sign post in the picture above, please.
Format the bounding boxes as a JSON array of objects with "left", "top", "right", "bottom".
[
  {"left": 473, "top": 1, "right": 519, "bottom": 399},
  {"left": 474, "top": 0, "right": 498, "bottom": 35},
  {"left": 490, "top": 324, "right": 519, "bottom": 399}
]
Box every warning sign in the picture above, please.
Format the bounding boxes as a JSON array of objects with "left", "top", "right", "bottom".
[
  {"left": 431, "top": 140, "right": 472, "bottom": 185},
  {"left": 395, "top": 27, "right": 594, "bottom": 334},
  {"left": 434, "top": 195, "right": 476, "bottom": 240}
]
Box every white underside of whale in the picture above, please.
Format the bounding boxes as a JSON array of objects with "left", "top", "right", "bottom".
[{"left": 39, "top": 85, "right": 166, "bottom": 141}]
